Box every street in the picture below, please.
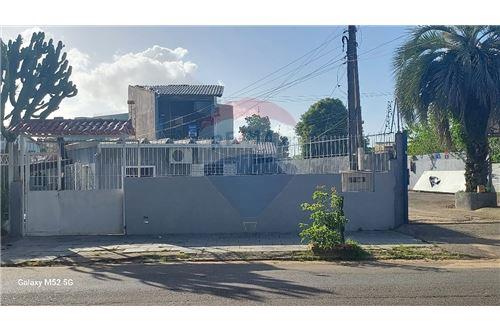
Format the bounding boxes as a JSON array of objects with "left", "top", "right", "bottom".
[{"left": 1, "top": 260, "right": 499, "bottom": 305}]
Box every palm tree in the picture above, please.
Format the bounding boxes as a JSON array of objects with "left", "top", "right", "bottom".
[{"left": 394, "top": 26, "right": 499, "bottom": 192}]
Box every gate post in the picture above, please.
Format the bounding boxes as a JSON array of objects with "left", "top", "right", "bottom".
[
  {"left": 394, "top": 131, "right": 409, "bottom": 226},
  {"left": 7, "top": 141, "right": 24, "bottom": 237}
]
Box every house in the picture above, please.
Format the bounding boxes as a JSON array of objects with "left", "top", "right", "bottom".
[
  {"left": 128, "top": 84, "right": 234, "bottom": 141},
  {"left": 8, "top": 117, "right": 135, "bottom": 191}
]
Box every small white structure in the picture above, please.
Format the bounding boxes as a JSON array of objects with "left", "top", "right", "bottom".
[{"left": 413, "top": 170, "right": 466, "bottom": 193}]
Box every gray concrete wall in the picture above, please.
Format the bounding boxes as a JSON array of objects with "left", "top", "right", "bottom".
[
  {"left": 26, "top": 190, "right": 123, "bottom": 236},
  {"left": 128, "top": 86, "right": 156, "bottom": 140},
  {"left": 409, "top": 153, "right": 499, "bottom": 192},
  {"left": 8, "top": 181, "right": 23, "bottom": 237},
  {"left": 409, "top": 153, "right": 465, "bottom": 189},
  {"left": 124, "top": 172, "right": 400, "bottom": 235}
]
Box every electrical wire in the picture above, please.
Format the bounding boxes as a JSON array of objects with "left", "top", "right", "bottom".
[
  {"left": 137, "top": 36, "right": 347, "bottom": 138},
  {"left": 136, "top": 29, "right": 421, "bottom": 140}
]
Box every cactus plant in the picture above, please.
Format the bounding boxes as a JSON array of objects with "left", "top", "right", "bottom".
[{"left": 1, "top": 31, "right": 78, "bottom": 142}]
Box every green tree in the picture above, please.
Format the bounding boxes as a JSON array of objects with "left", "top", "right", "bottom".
[
  {"left": 295, "top": 98, "right": 348, "bottom": 158},
  {"left": 239, "top": 114, "right": 288, "bottom": 148},
  {"left": 393, "top": 26, "right": 499, "bottom": 192},
  {"left": 1, "top": 31, "right": 78, "bottom": 142},
  {"left": 408, "top": 114, "right": 466, "bottom": 156},
  {"left": 295, "top": 98, "right": 348, "bottom": 141}
]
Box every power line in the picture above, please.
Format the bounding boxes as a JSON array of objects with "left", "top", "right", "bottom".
[
  {"left": 142, "top": 31, "right": 408, "bottom": 138},
  {"left": 136, "top": 34, "right": 347, "bottom": 139},
  {"left": 227, "top": 48, "right": 345, "bottom": 100},
  {"left": 227, "top": 28, "right": 343, "bottom": 98},
  {"left": 230, "top": 59, "right": 346, "bottom": 122},
  {"left": 311, "top": 115, "right": 348, "bottom": 140},
  {"left": 153, "top": 55, "right": 347, "bottom": 138},
  {"left": 136, "top": 31, "right": 417, "bottom": 140}
]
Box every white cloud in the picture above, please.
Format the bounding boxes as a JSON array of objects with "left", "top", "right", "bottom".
[
  {"left": 19, "top": 27, "right": 44, "bottom": 43},
  {"left": 18, "top": 27, "right": 58, "bottom": 47},
  {"left": 66, "top": 48, "right": 90, "bottom": 71},
  {"left": 57, "top": 44, "right": 198, "bottom": 118},
  {"left": 4, "top": 28, "right": 200, "bottom": 119},
  {"left": 135, "top": 45, "right": 188, "bottom": 62}
]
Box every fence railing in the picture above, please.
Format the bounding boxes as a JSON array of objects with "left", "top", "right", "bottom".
[
  {"left": 0, "top": 154, "right": 9, "bottom": 166},
  {"left": 24, "top": 134, "right": 397, "bottom": 191}
]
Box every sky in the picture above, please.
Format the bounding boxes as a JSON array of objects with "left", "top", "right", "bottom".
[{"left": 1, "top": 25, "right": 410, "bottom": 139}]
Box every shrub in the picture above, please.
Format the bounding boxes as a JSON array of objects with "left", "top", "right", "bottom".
[{"left": 299, "top": 186, "right": 348, "bottom": 252}]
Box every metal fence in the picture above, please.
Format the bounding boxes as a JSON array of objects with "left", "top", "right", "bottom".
[{"left": 25, "top": 133, "right": 396, "bottom": 191}]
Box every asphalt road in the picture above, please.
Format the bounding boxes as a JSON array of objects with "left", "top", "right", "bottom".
[{"left": 1, "top": 260, "right": 499, "bottom": 305}]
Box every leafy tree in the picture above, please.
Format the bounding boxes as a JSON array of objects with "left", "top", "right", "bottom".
[
  {"left": 407, "top": 114, "right": 500, "bottom": 163},
  {"left": 295, "top": 98, "right": 348, "bottom": 141},
  {"left": 408, "top": 114, "right": 466, "bottom": 156},
  {"left": 295, "top": 98, "right": 348, "bottom": 158},
  {"left": 393, "top": 26, "right": 499, "bottom": 192},
  {"left": 1, "top": 32, "right": 78, "bottom": 142},
  {"left": 239, "top": 114, "right": 288, "bottom": 148}
]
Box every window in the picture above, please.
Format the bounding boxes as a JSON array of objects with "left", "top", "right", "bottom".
[{"left": 124, "top": 166, "right": 156, "bottom": 178}]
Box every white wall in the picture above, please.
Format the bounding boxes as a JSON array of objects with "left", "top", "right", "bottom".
[
  {"left": 26, "top": 190, "right": 123, "bottom": 236},
  {"left": 492, "top": 163, "right": 500, "bottom": 192},
  {"left": 409, "top": 153, "right": 465, "bottom": 189}
]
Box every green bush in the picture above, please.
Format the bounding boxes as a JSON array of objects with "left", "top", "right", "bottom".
[
  {"left": 299, "top": 186, "right": 348, "bottom": 252},
  {"left": 490, "top": 137, "right": 500, "bottom": 163}
]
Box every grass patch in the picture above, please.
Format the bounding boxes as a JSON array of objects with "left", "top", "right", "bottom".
[
  {"left": 369, "top": 245, "right": 472, "bottom": 260},
  {"left": 290, "top": 245, "right": 471, "bottom": 261},
  {"left": 291, "top": 241, "right": 372, "bottom": 261}
]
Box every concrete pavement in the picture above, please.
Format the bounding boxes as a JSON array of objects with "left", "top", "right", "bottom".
[
  {"left": 2, "top": 260, "right": 499, "bottom": 305},
  {"left": 1, "top": 231, "right": 424, "bottom": 266},
  {"left": 408, "top": 191, "right": 500, "bottom": 223},
  {"left": 401, "top": 192, "right": 500, "bottom": 259},
  {"left": 398, "top": 221, "right": 500, "bottom": 259}
]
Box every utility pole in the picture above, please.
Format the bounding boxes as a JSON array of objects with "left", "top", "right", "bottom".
[{"left": 344, "top": 25, "right": 364, "bottom": 170}]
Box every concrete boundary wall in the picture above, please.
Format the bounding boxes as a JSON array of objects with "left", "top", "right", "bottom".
[
  {"left": 409, "top": 153, "right": 465, "bottom": 189},
  {"left": 26, "top": 190, "right": 123, "bottom": 236},
  {"left": 22, "top": 133, "right": 408, "bottom": 236},
  {"left": 124, "top": 171, "right": 401, "bottom": 235},
  {"left": 409, "top": 153, "right": 500, "bottom": 192}
]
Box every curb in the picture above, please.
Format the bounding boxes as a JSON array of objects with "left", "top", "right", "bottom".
[{"left": 1, "top": 244, "right": 477, "bottom": 267}]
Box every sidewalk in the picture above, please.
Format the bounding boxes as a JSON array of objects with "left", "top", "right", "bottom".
[{"left": 1, "top": 231, "right": 424, "bottom": 265}]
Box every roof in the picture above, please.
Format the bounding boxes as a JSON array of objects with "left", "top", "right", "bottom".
[
  {"left": 92, "top": 113, "right": 129, "bottom": 121},
  {"left": 136, "top": 84, "right": 224, "bottom": 97},
  {"left": 9, "top": 118, "right": 135, "bottom": 137}
]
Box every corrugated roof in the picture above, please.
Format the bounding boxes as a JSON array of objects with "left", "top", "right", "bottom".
[
  {"left": 9, "top": 118, "right": 135, "bottom": 137},
  {"left": 137, "top": 84, "right": 224, "bottom": 97}
]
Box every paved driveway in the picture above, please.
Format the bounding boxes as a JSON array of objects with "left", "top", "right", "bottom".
[{"left": 398, "top": 192, "right": 500, "bottom": 258}]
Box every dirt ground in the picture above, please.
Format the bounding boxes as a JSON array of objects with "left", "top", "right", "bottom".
[
  {"left": 402, "top": 191, "right": 500, "bottom": 259},
  {"left": 409, "top": 191, "right": 500, "bottom": 223}
]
